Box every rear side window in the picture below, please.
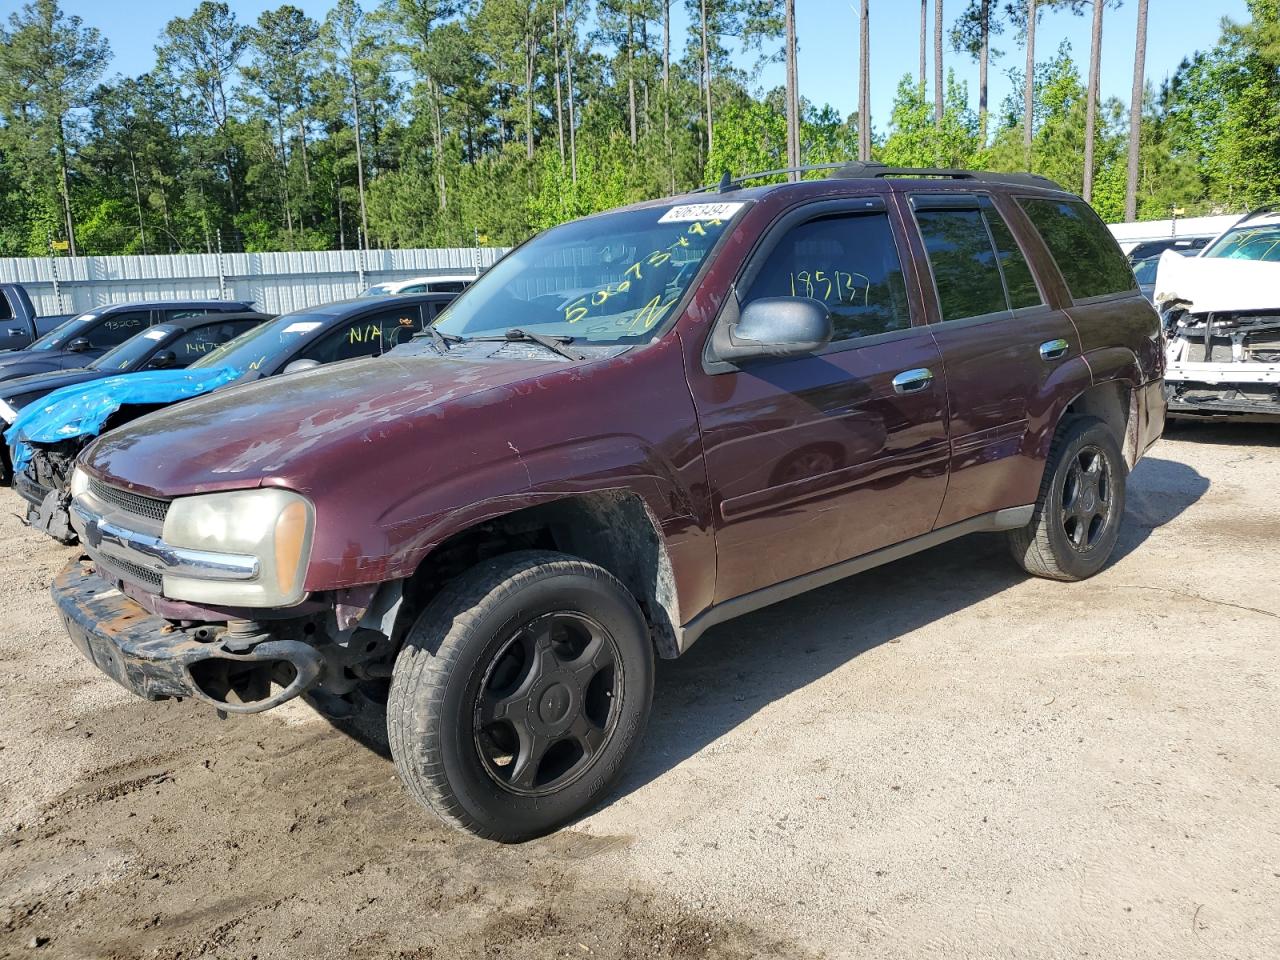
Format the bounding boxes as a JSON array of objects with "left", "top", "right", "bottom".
[
  {"left": 744, "top": 213, "right": 911, "bottom": 342},
  {"left": 915, "top": 208, "right": 1009, "bottom": 321},
  {"left": 1018, "top": 198, "right": 1136, "bottom": 300},
  {"left": 982, "top": 200, "right": 1042, "bottom": 309}
]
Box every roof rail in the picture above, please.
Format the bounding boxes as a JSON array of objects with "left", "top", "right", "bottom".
[
  {"left": 691, "top": 161, "right": 1065, "bottom": 194},
  {"left": 833, "top": 162, "right": 1065, "bottom": 190},
  {"left": 1237, "top": 201, "right": 1280, "bottom": 223},
  {"left": 690, "top": 162, "right": 850, "bottom": 193}
]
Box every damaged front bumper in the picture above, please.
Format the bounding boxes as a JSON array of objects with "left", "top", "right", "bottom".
[
  {"left": 52, "top": 557, "right": 402, "bottom": 716},
  {"left": 1164, "top": 313, "right": 1280, "bottom": 420},
  {"left": 54, "top": 559, "right": 325, "bottom": 714}
]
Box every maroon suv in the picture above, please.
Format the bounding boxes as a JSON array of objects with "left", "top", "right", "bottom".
[{"left": 51, "top": 164, "right": 1165, "bottom": 841}]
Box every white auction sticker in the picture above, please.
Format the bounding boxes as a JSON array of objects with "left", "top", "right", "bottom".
[
  {"left": 658, "top": 202, "right": 744, "bottom": 223},
  {"left": 143, "top": 329, "right": 167, "bottom": 340},
  {"left": 283, "top": 321, "right": 323, "bottom": 334}
]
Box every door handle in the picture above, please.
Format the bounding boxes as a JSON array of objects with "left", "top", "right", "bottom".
[
  {"left": 1039, "top": 338, "right": 1069, "bottom": 361},
  {"left": 6, "top": 328, "right": 23, "bottom": 337},
  {"left": 892, "top": 367, "right": 934, "bottom": 394}
]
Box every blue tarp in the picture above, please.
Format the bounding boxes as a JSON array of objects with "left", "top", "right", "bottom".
[{"left": 4, "top": 367, "right": 241, "bottom": 471}]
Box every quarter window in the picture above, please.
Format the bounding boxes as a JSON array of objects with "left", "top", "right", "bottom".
[
  {"left": 744, "top": 213, "right": 911, "bottom": 342},
  {"left": 1018, "top": 197, "right": 1137, "bottom": 300}
]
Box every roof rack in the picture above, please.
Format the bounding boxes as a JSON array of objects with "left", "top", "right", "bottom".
[
  {"left": 692, "top": 161, "right": 1064, "bottom": 194},
  {"left": 1237, "top": 201, "right": 1280, "bottom": 223}
]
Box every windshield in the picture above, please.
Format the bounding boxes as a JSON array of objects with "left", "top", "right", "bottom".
[
  {"left": 434, "top": 202, "right": 745, "bottom": 344},
  {"left": 360, "top": 284, "right": 395, "bottom": 297},
  {"left": 1202, "top": 222, "right": 1280, "bottom": 261},
  {"left": 1131, "top": 257, "right": 1159, "bottom": 284},
  {"left": 191, "top": 312, "right": 324, "bottom": 372},
  {"left": 90, "top": 325, "right": 177, "bottom": 370},
  {"left": 28, "top": 312, "right": 97, "bottom": 351}
]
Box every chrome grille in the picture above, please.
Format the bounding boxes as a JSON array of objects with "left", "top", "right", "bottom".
[{"left": 89, "top": 478, "right": 170, "bottom": 523}]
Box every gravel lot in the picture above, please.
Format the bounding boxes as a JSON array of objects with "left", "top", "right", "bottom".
[{"left": 1, "top": 422, "right": 1277, "bottom": 960}]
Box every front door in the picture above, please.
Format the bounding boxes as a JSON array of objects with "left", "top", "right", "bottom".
[{"left": 688, "top": 201, "right": 950, "bottom": 603}]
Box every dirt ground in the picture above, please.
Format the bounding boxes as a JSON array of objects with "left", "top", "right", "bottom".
[{"left": 1, "top": 421, "right": 1278, "bottom": 960}]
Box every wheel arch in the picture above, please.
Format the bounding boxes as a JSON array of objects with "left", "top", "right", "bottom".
[{"left": 393, "top": 490, "right": 684, "bottom": 660}]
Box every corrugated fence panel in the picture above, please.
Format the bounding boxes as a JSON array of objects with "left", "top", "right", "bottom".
[{"left": 0, "top": 247, "right": 509, "bottom": 316}]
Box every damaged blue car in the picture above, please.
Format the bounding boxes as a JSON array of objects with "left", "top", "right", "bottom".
[{"left": 6, "top": 293, "right": 458, "bottom": 543}]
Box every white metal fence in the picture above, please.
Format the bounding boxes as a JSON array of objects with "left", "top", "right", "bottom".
[{"left": 0, "top": 246, "right": 511, "bottom": 317}]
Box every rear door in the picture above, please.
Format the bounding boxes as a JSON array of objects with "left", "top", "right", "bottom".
[
  {"left": 688, "top": 198, "right": 950, "bottom": 603},
  {"left": 902, "top": 192, "right": 1083, "bottom": 526}
]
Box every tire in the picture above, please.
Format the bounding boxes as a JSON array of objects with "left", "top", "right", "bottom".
[
  {"left": 1007, "top": 416, "right": 1127, "bottom": 582},
  {"left": 387, "top": 550, "right": 654, "bottom": 842}
]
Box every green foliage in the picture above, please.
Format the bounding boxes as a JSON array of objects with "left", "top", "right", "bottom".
[{"left": 1, "top": 0, "right": 1279, "bottom": 259}]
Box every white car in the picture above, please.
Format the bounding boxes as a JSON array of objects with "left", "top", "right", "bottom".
[
  {"left": 1155, "top": 209, "right": 1280, "bottom": 421},
  {"left": 359, "top": 274, "right": 476, "bottom": 297}
]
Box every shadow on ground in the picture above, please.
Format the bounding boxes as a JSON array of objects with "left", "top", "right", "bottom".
[{"left": 328, "top": 455, "right": 1209, "bottom": 815}]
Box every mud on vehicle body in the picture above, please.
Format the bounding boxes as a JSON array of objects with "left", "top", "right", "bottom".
[{"left": 52, "top": 163, "right": 1166, "bottom": 842}]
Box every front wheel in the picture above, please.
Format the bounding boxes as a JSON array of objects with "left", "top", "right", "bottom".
[
  {"left": 387, "top": 551, "right": 654, "bottom": 842},
  {"left": 1008, "top": 417, "right": 1127, "bottom": 582}
]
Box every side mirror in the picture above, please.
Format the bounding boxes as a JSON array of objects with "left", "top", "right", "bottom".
[
  {"left": 283, "top": 358, "right": 321, "bottom": 375},
  {"left": 148, "top": 349, "right": 177, "bottom": 369},
  {"left": 67, "top": 337, "right": 91, "bottom": 353},
  {"left": 710, "top": 296, "right": 833, "bottom": 363}
]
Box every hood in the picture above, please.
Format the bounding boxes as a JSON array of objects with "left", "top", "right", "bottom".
[
  {"left": 83, "top": 352, "right": 569, "bottom": 497},
  {"left": 1154, "top": 251, "right": 1280, "bottom": 313},
  {"left": 0, "top": 352, "right": 72, "bottom": 381},
  {"left": 0, "top": 368, "right": 101, "bottom": 404},
  {"left": 5, "top": 366, "right": 241, "bottom": 472}
]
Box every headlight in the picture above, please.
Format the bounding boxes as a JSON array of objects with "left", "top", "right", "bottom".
[
  {"left": 0, "top": 397, "right": 17, "bottom": 424},
  {"left": 161, "top": 488, "right": 314, "bottom": 607},
  {"left": 69, "top": 466, "right": 90, "bottom": 499}
]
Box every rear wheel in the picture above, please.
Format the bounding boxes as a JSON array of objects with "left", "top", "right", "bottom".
[
  {"left": 1008, "top": 417, "right": 1127, "bottom": 582},
  {"left": 387, "top": 551, "right": 654, "bottom": 842}
]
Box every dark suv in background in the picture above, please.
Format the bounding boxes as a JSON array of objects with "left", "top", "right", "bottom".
[{"left": 51, "top": 164, "right": 1163, "bottom": 842}]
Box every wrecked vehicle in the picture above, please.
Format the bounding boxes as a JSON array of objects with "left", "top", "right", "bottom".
[
  {"left": 6, "top": 294, "right": 455, "bottom": 542},
  {"left": 0, "top": 300, "right": 255, "bottom": 382},
  {"left": 0, "top": 312, "right": 272, "bottom": 484},
  {"left": 51, "top": 164, "right": 1164, "bottom": 842},
  {"left": 1155, "top": 211, "right": 1280, "bottom": 420}
]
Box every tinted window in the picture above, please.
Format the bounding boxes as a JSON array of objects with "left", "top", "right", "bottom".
[
  {"left": 744, "top": 213, "right": 910, "bottom": 342},
  {"left": 428, "top": 281, "right": 467, "bottom": 293},
  {"left": 0, "top": 294, "right": 10, "bottom": 321},
  {"left": 88, "top": 311, "right": 150, "bottom": 349},
  {"left": 915, "top": 208, "right": 1008, "bottom": 321},
  {"left": 982, "top": 200, "right": 1042, "bottom": 309},
  {"left": 1019, "top": 198, "right": 1136, "bottom": 300},
  {"left": 168, "top": 320, "right": 260, "bottom": 365},
  {"left": 298, "top": 307, "right": 423, "bottom": 364}
]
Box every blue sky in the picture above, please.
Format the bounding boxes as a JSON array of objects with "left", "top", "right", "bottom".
[{"left": 61, "top": 0, "right": 1249, "bottom": 135}]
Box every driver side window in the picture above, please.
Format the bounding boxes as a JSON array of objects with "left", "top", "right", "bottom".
[
  {"left": 88, "top": 311, "right": 150, "bottom": 349},
  {"left": 744, "top": 213, "right": 911, "bottom": 343},
  {"left": 297, "top": 307, "right": 424, "bottom": 364}
]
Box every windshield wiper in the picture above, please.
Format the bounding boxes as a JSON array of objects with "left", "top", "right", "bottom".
[
  {"left": 473, "top": 328, "right": 585, "bottom": 361},
  {"left": 413, "top": 326, "right": 467, "bottom": 353}
]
